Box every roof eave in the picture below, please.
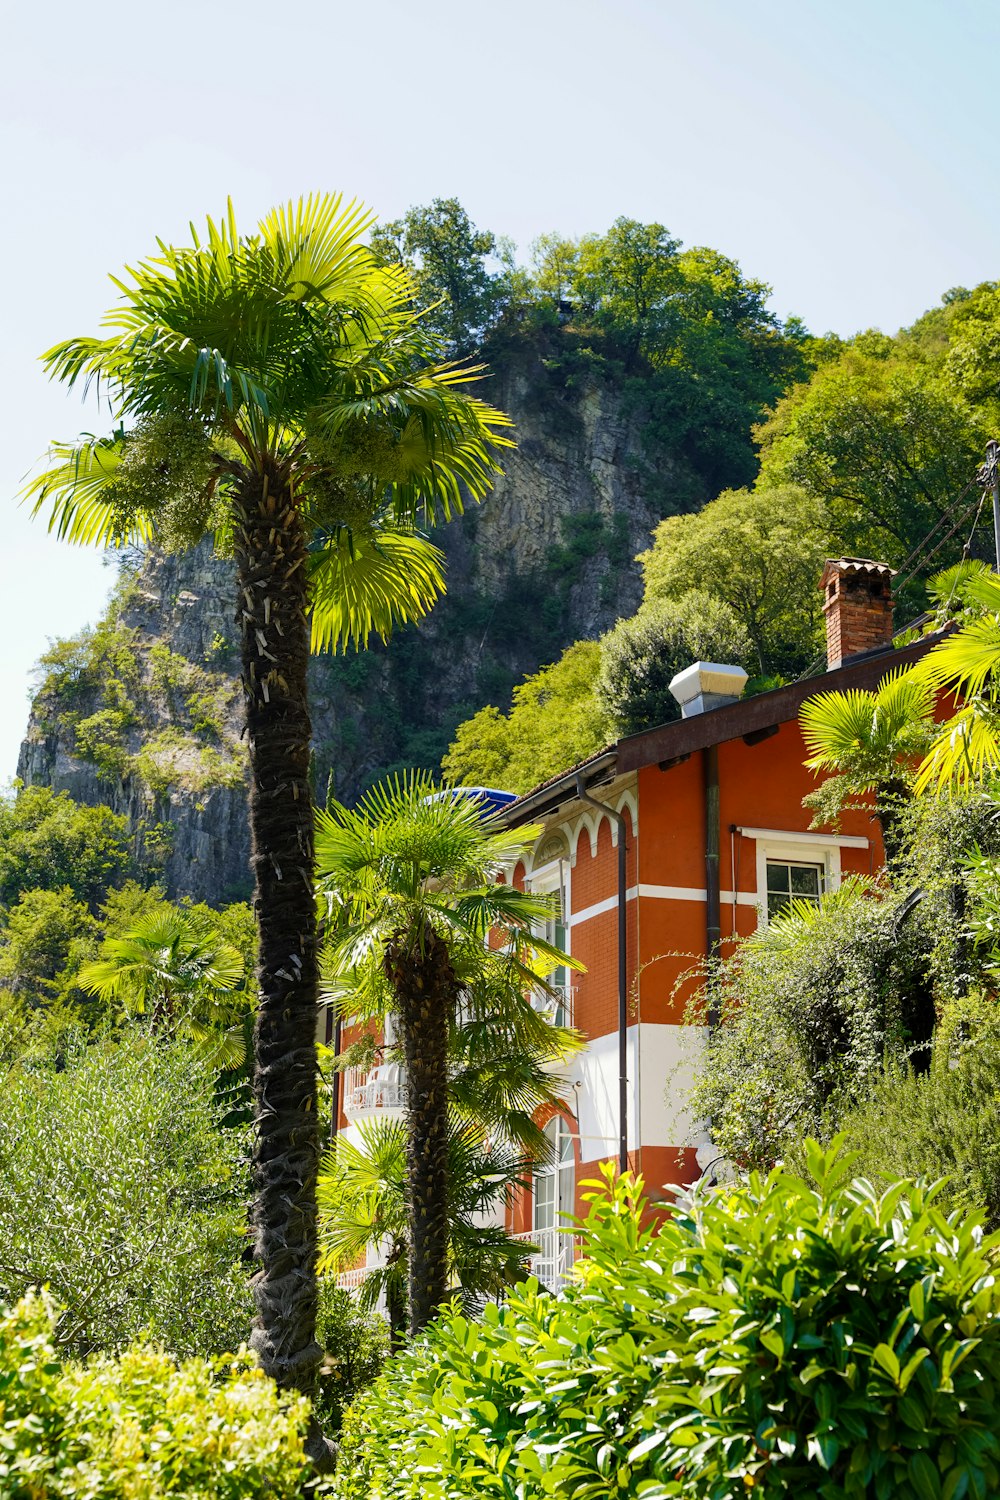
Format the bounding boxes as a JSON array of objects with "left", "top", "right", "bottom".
[{"left": 499, "top": 632, "right": 942, "bottom": 828}]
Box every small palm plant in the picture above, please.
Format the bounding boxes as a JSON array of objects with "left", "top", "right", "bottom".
[
  {"left": 318, "top": 1117, "right": 533, "bottom": 1348},
  {"left": 799, "top": 667, "right": 936, "bottom": 861},
  {"left": 78, "top": 909, "right": 247, "bottom": 1065},
  {"left": 915, "top": 570, "right": 1000, "bottom": 793},
  {"left": 316, "top": 773, "right": 580, "bottom": 1335},
  {"left": 25, "top": 195, "right": 513, "bottom": 1404}
]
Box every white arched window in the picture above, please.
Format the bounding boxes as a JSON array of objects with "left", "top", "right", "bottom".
[
  {"left": 533, "top": 1115, "right": 575, "bottom": 1233},
  {"left": 530, "top": 1115, "right": 575, "bottom": 1290}
]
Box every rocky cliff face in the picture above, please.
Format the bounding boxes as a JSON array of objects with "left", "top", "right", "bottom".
[{"left": 18, "top": 350, "right": 686, "bottom": 901}]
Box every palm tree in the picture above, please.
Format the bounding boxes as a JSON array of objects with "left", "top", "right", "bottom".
[
  {"left": 24, "top": 196, "right": 513, "bottom": 1410},
  {"left": 77, "top": 908, "right": 247, "bottom": 1064},
  {"left": 315, "top": 774, "right": 578, "bottom": 1335},
  {"left": 915, "top": 570, "right": 1000, "bottom": 793},
  {"left": 799, "top": 668, "right": 936, "bottom": 862},
  {"left": 317, "top": 1116, "right": 534, "bottom": 1348}
]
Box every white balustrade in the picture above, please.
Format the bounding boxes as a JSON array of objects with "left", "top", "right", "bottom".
[
  {"left": 342, "top": 1063, "right": 408, "bottom": 1119},
  {"left": 334, "top": 1265, "right": 371, "bottom": 1291},
  {"left": 510, "top": 1225, "right": 578, "bottom": 1294}
]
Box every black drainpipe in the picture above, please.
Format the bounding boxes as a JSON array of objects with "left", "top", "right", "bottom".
[
  {"left": 575, "top": 774, "right": 629, "bottom": 1175},
  {"left": 703, "top": 745, "right": 722, "bottom": 1029}
]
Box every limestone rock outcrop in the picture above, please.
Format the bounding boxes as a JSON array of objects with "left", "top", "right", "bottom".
[{"left": 18, "top": 354, "right": 686, "bottom": 900}]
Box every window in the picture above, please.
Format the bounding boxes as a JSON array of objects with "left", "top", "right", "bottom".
[
  {"left": 533, "top": 1115, "right": 575, "bottom": 1233},
  {"left": 765, "top": 860, "right": 824, "bottom": 921},
  {"left": 528, "top": 864, "right": 572, "bottom": 1028}
]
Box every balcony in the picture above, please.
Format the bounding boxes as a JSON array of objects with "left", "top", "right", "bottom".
[
  {"left": 532, "top": 982, "right": 577, "bottom": 1029},
  {"left": 342, "top": 1062, "right": 407, "bottom": 1121},
  {"left": 336, "top": 1231, "right": 579, "bottom": 1302},
  {"left": 510, "top": 1225, "right": 579, "bottom": 1294}
]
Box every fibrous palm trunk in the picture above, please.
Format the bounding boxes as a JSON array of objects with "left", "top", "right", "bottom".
[
  {"left": 234, "top": 466, "right": 322, "bottom": 1397},
  {"left": 384, "top": 919, "right": 455, "bottom": 1337}
]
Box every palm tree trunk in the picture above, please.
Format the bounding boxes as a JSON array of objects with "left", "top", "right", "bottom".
[
  {"left": 876, "top": 775, "right": 910, "bottom": 869},
  {"left": 385, "top": 1240, "right": 408, "bottom": 1351},
  {"left": 234, "top": 466, "right": 322, "bottom": 1399},
  {"left": 384, "top": 919, "right": 455, "bottom": 1337}
]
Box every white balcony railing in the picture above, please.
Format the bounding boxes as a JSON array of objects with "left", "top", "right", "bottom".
[
  {"left": 532, "top": 984, "right": 577, "bottom": 1031},
  {"left": 510, "top": 1225, "right": 578, "bottom": 1294},
  {"left": 343, "top": 1063, "right": 408, "bottom": 1119},
  {"left": 334, "top": 1265, "right": 371, "bottom": 1292}
]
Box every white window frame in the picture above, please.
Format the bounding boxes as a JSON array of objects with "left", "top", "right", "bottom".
[
  {"left": 526, "top": 858, "right": 573, "bottom": 1021},
  {"left": 746, "top": 828, "right": 867, "bottom": 927},
  {"left": 532, "top": 1114, "right": 575, "bottom": 1232}
]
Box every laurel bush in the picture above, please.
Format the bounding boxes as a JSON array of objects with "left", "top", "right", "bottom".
[{"left": 334, "top": 1148, "right": 1000, "bottom": 1499}]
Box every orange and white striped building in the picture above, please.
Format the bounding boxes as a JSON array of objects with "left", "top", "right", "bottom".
[{"left": 332, "top": 559, "right": 929, "bottom": 1290}]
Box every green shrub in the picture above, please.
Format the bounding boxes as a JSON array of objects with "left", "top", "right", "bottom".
[
  {"left": 335, "top": 1149, "right": 1000, "bottom": 1499},
  {"left": 73, "top": 707, "right": 135, "bottom": 782},
  {"left": 0, "top": 1290, "right": 314, "bottom": 1498},
  {"left": 314, "top": 1285, "right": 388, "bottom": 1433},
  {"left": 811, "top": 1025, "right": 1000, "bottom": 1229},
  {"left": 597, "top": 588, "right": 752, "bottom": 737},
  {"left": 686, "top": 878, "right": 933, "bottom": 1172},
  {"left": 0, "top": 1033, "right": 252, "bottom": 1357}
]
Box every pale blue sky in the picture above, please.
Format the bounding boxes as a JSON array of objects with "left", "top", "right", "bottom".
[{"left": 2, "top": 0, "right": 998, "bottom": 778}]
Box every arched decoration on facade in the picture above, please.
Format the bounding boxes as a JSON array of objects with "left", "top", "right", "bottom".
[
  {"left": 566, "top": 785, "right": 638, "bottom": 862},
  {"left": 528, "top": 829, "right": 570, "bottom": 876},
  {"left": 571, "top": 811, "right": 603, "bottom": 861},
  {"left": 615, "top": 788, "right": 638, "bottom": 839}
]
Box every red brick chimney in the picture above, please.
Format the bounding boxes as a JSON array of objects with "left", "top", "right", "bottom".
[{"left": 820, "top": 558, "right": 896, "bottom": 671}]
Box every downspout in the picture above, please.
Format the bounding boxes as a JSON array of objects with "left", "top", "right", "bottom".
[
  {"left": 575, "top": 774, "right": 629, "bottom": 1175},
  {"left": 703, "top": 746, "right": 722, "bottom": 1029}
]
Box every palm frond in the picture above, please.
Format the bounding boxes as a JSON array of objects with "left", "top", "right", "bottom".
[
  {"left": 799, "top": 667, "right": 935, "bottom": 790},
  {"left": 257, "top": 193, "right": 376, "bottom": 301},
  {"left": 22, "top": 435, "right": 154, "bottom": 548},
  {"left": 918, "top": 615, "right": 1000, "bottom": 696},
  {"left": 308, "top": 527, "right": 445, "bottom": 652},
  {"left": 757, "top": 875, "right": 877, "bottom": 950},
  {"left": 915, "top": 700, "right": 1000, "bottom": 793}
]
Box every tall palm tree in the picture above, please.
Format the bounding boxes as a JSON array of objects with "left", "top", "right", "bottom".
[
  {"left": 319, "top": 946, "right": 582, "bottom": 1344},
  {"left": 24, "top": 196, "right": 513, "bottom": 1411},
  {"left": 315, "top": 774, "right": 579, "bottom": 1335},
  {"left": 799, "top": 668, "right": 936, "bottom": 862}
]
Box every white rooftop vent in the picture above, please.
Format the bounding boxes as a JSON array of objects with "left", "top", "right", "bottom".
[{"left": 669, "top": 661, "right": 748, "bottom": 718}]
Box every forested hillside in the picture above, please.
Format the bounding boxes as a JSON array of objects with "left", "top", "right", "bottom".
[{"left": 15, "top": 199, "right": 1000, "bottom": 888}]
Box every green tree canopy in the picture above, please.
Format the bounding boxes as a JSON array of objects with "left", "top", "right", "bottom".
[
  {"left": 442, "top": 641, "right": 610, "bottom": 795},
  {"left": 0, "top": 887, "right": 98, "bottom": 1006},
  {"left": 596, "top": 590, "right": 752, "bottom": 738},
  {"left": 755, "top": 337, "right": 985, "bottom": 563},
  {"left": 370, "top": 198, "right": 512, "bottom": 352},
  {"left": 638, "top": 484, "right": 830, "bottom": 676},
  {"left": 573, "top": 217, "right": 682, "bottom": 356},
  {"left": 0, "top": 787, "right": 132, "bottom": 912}
]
